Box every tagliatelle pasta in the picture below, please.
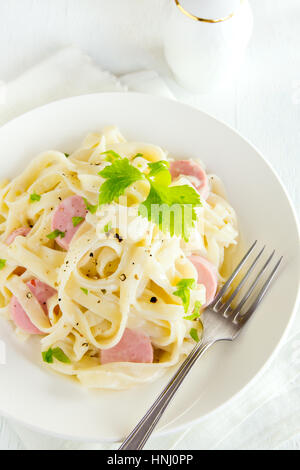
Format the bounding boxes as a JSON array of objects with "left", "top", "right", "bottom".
[{"left": 0, "top": 126, "right": 239, "bottom": 390}]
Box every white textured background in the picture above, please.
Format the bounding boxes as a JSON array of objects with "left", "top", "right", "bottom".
[{"left": 0, "top": 0, "right": 299, "bottom": 450}]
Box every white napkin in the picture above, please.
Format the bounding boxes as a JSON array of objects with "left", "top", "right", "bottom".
[
  {"left": 0, "top": 46, "right": 299, "bottom": 451},
  {"left": 0, "top": 46, "right": 174, "bottom": 126}
]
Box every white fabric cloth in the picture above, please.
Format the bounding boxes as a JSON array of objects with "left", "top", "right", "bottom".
[
  {"left": 0, "top": 46, "right": 299, "bottom": 451},
  {"left": 0, "top": 46, "right": 174, "bottom": 126}
]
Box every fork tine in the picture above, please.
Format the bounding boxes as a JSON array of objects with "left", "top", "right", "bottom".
[
  {"left": 232, "top": 250, "right": 276, "bottom": 315},
  {"left": 221, "top": 246, "right": 266, "bottom": 315},
  {"left": 212, "top": 240, "right": 257, "bottom": 308},
  {"left": 233, "top": 256, "right": 283, "bottom": 325}
]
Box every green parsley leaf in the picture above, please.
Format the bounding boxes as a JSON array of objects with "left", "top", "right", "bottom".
[
  {"left": 103, "top": 221, "right": 112, "bottom": 233},
  {"left": 72, "top": 216, "right": 84, "bottom": 227},
  {"left": 42, "top": 347, "right": 70, "bottom": 364},
  {"left": 30, "top": 193, "right": 41, "bottom": 203},
  {"left": 64, "top": 153, "right": 70, "bottom": 158},
  {"left": 173, "top": 279, "right": 196, "bottom": 313},
  {"left": 83, "top": 198, "right": 98, "bottom": 214},
  {"left": 98, "top": 155, "right": 201, "bottom": 241},
  {"left": 99, "top": 158, "right": 145, "bottom": 205},
  {"left": 190, "top": 328, "right": 200, "bottom": 343},
  {"left": 137, "top": 160, "right": 201, "bottom": 241},
  {"left": 139, "top": 182, "right": 200, "bottom": 241},
  {"left": 80, "top": 287, "right": 89, "bottom": 295},
  {"left": 147, "top": 161, "right": 171, "bottom": 186},
  {"left": 0, "top": 259, "right": 6, "bottom": 271},
  {"left": 132, "top": 153, "right": 144, "bottom": 160},
  {"left": 101, "top": 150, "right": 122, "bottom": 163},
  {"left": 42, "top": 349, "right": 54, "bottom": 364},
  {"left": 47, "top": 230, "right": 65, "bottom": 240},
  {"left": 184, "top": 300, "right": 202, "bottom": 320},
  {"left": 52, "top": 347, "right": 71, "bottom": 364},
  {"left": 148, "top": 160, "right": 170, "bottom": 175}
]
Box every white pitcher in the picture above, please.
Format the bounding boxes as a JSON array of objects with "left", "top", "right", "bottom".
[{"left": 164, "top": 0, "right": 253, "bottom": 92}]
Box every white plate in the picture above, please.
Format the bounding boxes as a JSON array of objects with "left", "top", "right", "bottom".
[{"left": 0, "top": 93, "right": 299, "bottom": 442}]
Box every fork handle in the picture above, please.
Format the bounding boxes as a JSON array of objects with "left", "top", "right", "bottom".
[{"left": 119, "top": 340, "right": 214, "bottom": 450}]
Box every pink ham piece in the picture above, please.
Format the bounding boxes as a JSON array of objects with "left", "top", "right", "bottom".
[
  {"left": 170, "top": 160, "right": 210, "bottom": 200},
  {"left": 5, "top": 227, "right": 31, "bottom": 245},
  {"left": 189, "top": 255, "right": 218, "bottom": 306},
  {"left": 52, "top": 195, "right": 87, "bottom": 250},
  {"left": 10, "top": 279, "right": 56, "bottom": 335},
  {"left": 101, "top": 328, "right": 154, "bottom": 365},
  {"left": 26, "top": 279, "right": 57, "bottom": 315}
]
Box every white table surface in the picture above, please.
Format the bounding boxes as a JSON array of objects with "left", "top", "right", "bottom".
[{"left": 0, "top": 0, "right": 299, "bottom": 450}]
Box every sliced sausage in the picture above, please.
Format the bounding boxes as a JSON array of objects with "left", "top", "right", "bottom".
[
  {"left": 5, "top": 227, "right": 31, "bottom": 245},
  {"left": 10, "top": 279, "right": 56, "bottom": 335},
  {"left": 101, "top": 328, "right": 154, "bottom": 365},
  {"left": 26, "top": 279, "right": 57, "bottom": 314},
  {"left": 170, "top": 160, "right": 210, "bottom": 200},
  {"left": 52, "top": 195, "right": 87, "bottom": 250},
  {"left": 10, "top": 297, "right": 43, "bottom": 335},
  {"left": 189, "top": 254, "right": 218, "bottom": 306}
]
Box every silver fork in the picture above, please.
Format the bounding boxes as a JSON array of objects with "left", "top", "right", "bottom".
[{"left": 119, "top": 241, "right": 282, "bottom": 450}]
